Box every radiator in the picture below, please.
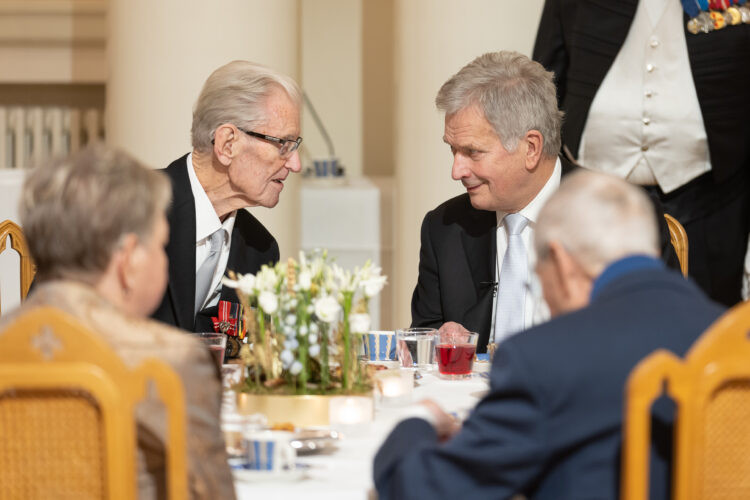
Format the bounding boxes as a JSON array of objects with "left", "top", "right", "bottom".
[{"left": 0, "top": 106, "right": 104, "bottom": 169}]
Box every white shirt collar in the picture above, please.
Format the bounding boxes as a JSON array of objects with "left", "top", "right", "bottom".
[
  {"left": 496, "top": 157, "right": 562, "bottom": 227},
  {"left": 186, "top": 153, "right": 236, "bottom": 243}
]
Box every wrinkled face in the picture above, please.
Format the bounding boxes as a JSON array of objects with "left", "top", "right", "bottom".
[
  {"left": 229, "top": 87, "right": 302, "bottom": 208},
  {"left": 444, "top": 105, "right": 529, "bottom": 213},
  {"left": 129, "top": 214, "right": 169, "bottom": 317}
]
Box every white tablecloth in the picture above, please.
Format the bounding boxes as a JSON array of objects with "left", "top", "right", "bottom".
[{"left": 234, "top": 371, "right": 489, "bottom": 499}]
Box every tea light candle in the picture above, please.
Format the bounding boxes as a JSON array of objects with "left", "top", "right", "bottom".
[
  {"left": 375, "top": 370, "right": 414, "bottom": 406},
  {"left": 328, "top": 396, "right": 374, "bottom": 427}
]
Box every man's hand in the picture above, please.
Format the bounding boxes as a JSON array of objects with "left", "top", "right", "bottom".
[
  {"left": 420, "top": 399, "right": 461, "bottom": 441},
  {"left": 438, "top": 321, "right": 470, "bottom": 336}
]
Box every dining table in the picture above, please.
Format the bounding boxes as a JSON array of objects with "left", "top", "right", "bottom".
[{"left": 232, "top": 369, "right": 490, "bottom": 499}]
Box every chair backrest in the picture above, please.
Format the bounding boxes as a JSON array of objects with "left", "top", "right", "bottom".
[
  {"left": 0, "top": 307, "right": 187, "bottom": 500},
  {"left": 664, "top": 214, "right": 688, "bottom": 277},
  {"left": 621, "top": 300, "right": 750, "bottom": 500},
  {"left": 0, "top": 219, "right": 36, "bottom": 315}
]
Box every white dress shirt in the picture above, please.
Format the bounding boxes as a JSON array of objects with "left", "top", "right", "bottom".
[
  {"left": 186, "top": 153, "right": 236, "bottom": 311},
  {"left": 490, "top": 157, "right": 561, "bottom": 341},
  {"left": 578, "top": 0, "right": 710, "bottom": 193}
]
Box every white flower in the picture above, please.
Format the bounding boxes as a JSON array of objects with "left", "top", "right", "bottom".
[
  {"left": 361, "top": 275, "right": 387, "bottom": 297},
  {"left": 349, "top": 313, "right": 371, "bottom": 333},
  {"left": 285, "top": 314, "right": 297, "bottom": 326},
  {"left": 258, "top": 291, "right": 278, "bottom": 314},
  {"left": 308, "top": 344, "right": 320, "bottom": 357},
  {"left": 290, "top": 361, "right": 303, "bottom": 375},
  {"left": 298, "top": 271, "right": 312, "bottom": 290},
  {"left": 299, "top": 324, "right": 308, "bottom": 335},
  {"left": 222, "top": 273, "right": 256, "bottom": 296},
  {"left": 255, "top": 266, "right": 280, "bottom": 292},
  {"left": 280, "top": 349, "right": 294, "bottom": 367},
  {"left": 308, "top": 333, "right": 318, "bottom": 345},
  {"left": 314, "top": 296, "right": 341, "bottom": 323},
  {"left": 309, "top": 322, "right": 319, "bottom": 334},
  {"left": 286, "top": 338, "right": 299, "bottom": 350}
]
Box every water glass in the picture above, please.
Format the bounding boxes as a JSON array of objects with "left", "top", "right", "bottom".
[{"left": 395, "top": 327, "right": 437, "bottom": 370}]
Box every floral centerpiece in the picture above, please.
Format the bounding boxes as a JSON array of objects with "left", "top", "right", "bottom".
[{"left": 222, "top": 250, "right": 387, "bottom": 397}]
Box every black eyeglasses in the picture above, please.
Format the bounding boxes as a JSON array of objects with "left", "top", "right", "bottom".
[{"left": 238, "top": 127, "right": 302, "bottom": 158}]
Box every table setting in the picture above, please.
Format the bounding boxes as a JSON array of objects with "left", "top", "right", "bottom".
[{"left": 217, "top": 326, "right": 490, "bottom": 499}]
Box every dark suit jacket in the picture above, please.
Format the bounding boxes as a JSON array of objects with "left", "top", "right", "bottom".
[
  {"left": 377, "top": 265, "right": 725, "bottom": 500},
  {"left": 411, "top": 159, "right": 678, "bottom": 351},
  {"left": 152, "top": 154, "right": 280, "bottom": 332},
  {"left": 532, "top": 0, "right": 750, "bottom": 184}
]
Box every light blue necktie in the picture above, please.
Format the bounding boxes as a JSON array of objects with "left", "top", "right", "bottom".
[
  {"left": 195, "top": 229, "right": 224, "bottom": 315},
  {"left": 493, "top": 213, "right": 528, "bottom": 344}
]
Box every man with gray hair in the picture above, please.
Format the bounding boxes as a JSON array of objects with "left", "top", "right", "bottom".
[
  {"left": 153, "top": 60, "right": 302, "bottom": 335},
  {"left": 411, "top": 50, "right": 675, "bottom": 353},
  {"left": 374, "top": 170, "right": 723, "bottom": 500}
]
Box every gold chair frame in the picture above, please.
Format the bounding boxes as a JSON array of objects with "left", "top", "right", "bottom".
[
  {"left": 621, "top": 300, "right": 750, "bottom": 500},
  {"left": 664, "top": 214, "right": 688, "bottom": 277},
  {"left": 0, "top": 220, "right": 36, "bottom": 315},
  {"left": 0, "top": 307, "right": 187, "bottom": 499}
]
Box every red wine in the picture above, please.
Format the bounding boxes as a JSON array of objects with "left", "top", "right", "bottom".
[
  {"left": 436, "top": 344, "right": 476, "bottom": 375},
  {"left": 209, "top": 344, "right": 225, "bottom": 367}
]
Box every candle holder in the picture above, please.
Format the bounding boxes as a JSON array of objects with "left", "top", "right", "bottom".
[
  {"left": 328, "top": 395, "right": 374, "bottom": 431},
  {"left": 374, "top": 370, "right": 413, "bottom": 407}
]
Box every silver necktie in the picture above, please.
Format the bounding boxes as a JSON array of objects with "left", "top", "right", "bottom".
[
  {"left": 195, "top": 229, "right": 224, "bottom": 315},
  {"left": 493, "top": 213, "right": 528, "bottom": 344}
]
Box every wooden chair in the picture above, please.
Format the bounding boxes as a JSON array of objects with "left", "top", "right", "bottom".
[
  {"left": 0, "top": 219, "right": 36, "bottom": 315},
  {"left": 621, "top": 300, "right": 750, "bottom": 500},
  {"left": 0, "top": 307, "right": 188, "bottom": 499},
  {"left": 664, "top": 214, "right": 688, "bottom": 277}
]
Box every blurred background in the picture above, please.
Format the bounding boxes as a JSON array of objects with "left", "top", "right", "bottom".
[{"left": 0, "top": 0, "right": 545, "bottom": 328}]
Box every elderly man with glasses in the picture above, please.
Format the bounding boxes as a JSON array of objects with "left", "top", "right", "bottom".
[{"left": 152, "top": 60, "right": 303, "bottom": 335}]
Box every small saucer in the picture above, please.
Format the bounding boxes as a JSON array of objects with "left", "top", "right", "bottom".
[{"left": 229, "top": 459, "right": 308, "bottom": 482}]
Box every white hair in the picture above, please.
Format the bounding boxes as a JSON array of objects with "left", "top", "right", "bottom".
[
  {"left": 435, "top": 51, "right": 563, "bottom": 158},
  {"left": 191, "top": 60, "right": 301, "bottom": 152},
  {"left": 535, "top": 170, "right": 659, "bottom": 276}
]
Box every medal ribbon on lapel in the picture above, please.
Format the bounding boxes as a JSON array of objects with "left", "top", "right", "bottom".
[{"left": 211, "top": 300, "right": 247, "bottom": 339}]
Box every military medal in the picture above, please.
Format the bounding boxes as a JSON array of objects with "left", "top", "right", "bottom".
[
  {"left": 727, "top": 6, "right": 742, "bottom": 23},
  {"left": 737, "top": 0, "right": 750, "bottom": 22},
  {"left": 684, "top": 0, "right": 709, "bottom": 33}
]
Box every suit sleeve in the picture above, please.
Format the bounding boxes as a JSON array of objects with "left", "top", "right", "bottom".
[
  {"left": 532, "top": 0, "right": 569, "bottom": 104},
  {"left": 410, "top": 211, "right": 444, "bottom": 329},
  {"left": 373, "top": 341, "right": 549, "bottom": 500}
]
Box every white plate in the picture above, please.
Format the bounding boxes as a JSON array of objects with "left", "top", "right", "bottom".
[{"left": 229, "top": 459, "right": 308, "bottom": 482}]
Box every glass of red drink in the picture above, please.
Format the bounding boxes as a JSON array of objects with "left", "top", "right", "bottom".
[
  {"left": 191, "top": 332, "right": 227, "bottom": 369},
  {"left": 435, "top": 331, "right": 478, "bottom": 380}
]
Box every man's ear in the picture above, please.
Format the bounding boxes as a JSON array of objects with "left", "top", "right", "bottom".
[
  {"left": 212, "top": 124, "right": 238, "bottom": 166},
  {"left": 547, "top": 240, "right": 592, "bottom": 311},
  {"left": 523, "top": 130, "right": 544, "bottom": 171}
]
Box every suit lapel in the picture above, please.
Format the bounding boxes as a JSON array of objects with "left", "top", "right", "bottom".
[
  {"left": 458, "top": 206, "right": 497, "bottom": 347},
  {"left": 164, "top": 156, "right": 197, "bottom": 330}
]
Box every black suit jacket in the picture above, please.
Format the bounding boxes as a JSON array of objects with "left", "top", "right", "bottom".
[
  {"left": 532, "top": 0, "right": 750, "bottom": 184},
  {"left": 151, "top": 154, "right": 279, "bottom": 332},
  {"left": 411, "top": 158, "right": 678, "bottom": 351},
  {"left": 378, "top": 265, "right": 725, "bottom": 500}
]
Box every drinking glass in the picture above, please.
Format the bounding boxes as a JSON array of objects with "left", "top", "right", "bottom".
[
  {"left": 435, "top": 331, "right": 479, "bottom": 380},
  {"left": 192, "top": 332, "right": 227, "bottom": 369},
  {"left": 395, "top": 327, "right": 437, "bottom": 370}
]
